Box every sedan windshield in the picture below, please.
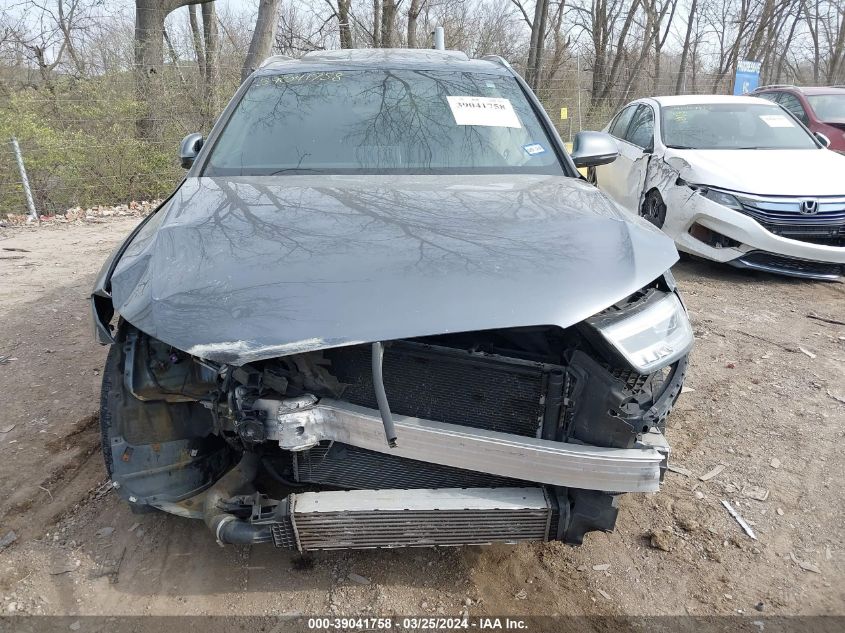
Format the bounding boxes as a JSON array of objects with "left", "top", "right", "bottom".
[
  {"left": 203, "top": 70, "right": 563, "bottom": 176},
  {"left": 661, "top": 103, "right": 818, "bottom": 150},
  {"left": 807, "top": 94, "right": 845, "bottom": 121}
]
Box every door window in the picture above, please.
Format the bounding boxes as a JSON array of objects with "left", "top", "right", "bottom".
[
  {"left": 625, "top": 105, "right": 655, "bottom": 149},
  {"left": 609, "top": 106, "right": 637, "bottom": 139}
]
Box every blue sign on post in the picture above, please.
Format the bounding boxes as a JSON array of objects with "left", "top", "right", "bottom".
[{"left": 734, "top": 60, "right": 762, "bottom": 95}]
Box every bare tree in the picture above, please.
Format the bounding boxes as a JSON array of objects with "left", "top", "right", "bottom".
[
  {"left": 188, "top": 2, "right": 219, "bottom": 127},
  {"left": 407, "top": 0, "right": 428, "bottom": 47},
  {"left": 380, "top": 0, "right": 401, "bottom": 47},
  {"left": 675, "top": 0, "right": 698, "bottom": 92},
  {"left": 241, "top": 0, "right": 279, "bottom": 81},
  {"left": 135, "top": 0, "right": 215, "bottom": 138},
  {"left": 323, "top": 0, "right": 353, "bottom": 48}
]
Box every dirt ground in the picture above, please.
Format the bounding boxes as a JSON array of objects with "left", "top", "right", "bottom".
[{"left": 0, "top": 215, "right": 843, "bottom": 621}]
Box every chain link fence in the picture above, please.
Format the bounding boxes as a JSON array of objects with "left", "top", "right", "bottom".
[{"left": 0, "top": 55, "right": 756, "bottom": 219}]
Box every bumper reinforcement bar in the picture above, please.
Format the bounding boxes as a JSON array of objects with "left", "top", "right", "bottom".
[{"left": 253, "top": 396, "right": 665, "bottom": 493}]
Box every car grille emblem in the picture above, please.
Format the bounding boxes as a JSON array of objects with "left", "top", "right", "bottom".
[{"left": 799, "top": 199, "right": 819, "bottom": 215}]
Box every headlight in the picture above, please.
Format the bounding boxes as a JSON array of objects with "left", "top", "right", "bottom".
[
  {"left": 702, "top": 188, "right": 744, "bottom": 211},
  {"left": 588, "top": 292, "right": 694, "bottom": 374}
]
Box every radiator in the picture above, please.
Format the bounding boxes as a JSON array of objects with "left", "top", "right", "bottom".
[
  {"left": 295, "top": 442, "right": 526, "bottom": 489},
  {"left": 324, "top": 341, "right": 559, "bottom": 437}
]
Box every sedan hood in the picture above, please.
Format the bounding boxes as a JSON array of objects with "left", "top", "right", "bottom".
[
  {"left": 667, "top": 148, "right": 845, "bottom": 196},
  {"left": 110, "top": 175, "right": 676, "bottom": 364}
]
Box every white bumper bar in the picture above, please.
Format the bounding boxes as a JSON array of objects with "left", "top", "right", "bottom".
[{"left": 253, "top": 396, "right": 665, "bottom": 493}]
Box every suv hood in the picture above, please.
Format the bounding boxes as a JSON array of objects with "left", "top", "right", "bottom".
[
  {"left": 109, "top": 175, "right": 676, "bottom": 364},
  {"left": 667, "top": 148, "right": 845, "bottom": 196}
]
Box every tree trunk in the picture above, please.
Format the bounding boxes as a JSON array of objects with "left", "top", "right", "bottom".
[
  {"left": 201, "top": 2, "right": 219, "bottom": 127},
  {"left": 338, "top": 0, "right": 353, "bottom": 48},
  {"left": 381, "top": 1, "right": 398, "bottom": 47},
  {"left": 407, "top": 0, "right": 424, "bottom": 48},
  {"left": 675, "top": 0, "right": 698, "bottom": 93},
  {"left": 135, "top": 0, "right": 168, "bottom": 140},
  {"left": 135, "top": 0, "right": 215, "bottom": 140},
  {"left": 525, "top": 0, "right": 549, "bottom": 90},
  {"left": 373, "top": 0, "right": 381, "bottom": 47},
  {"left": 189, "top": 4, "right": 206, "bottom": 79},
  {"left": 241, "top": 0, "right": 280, "bottom": 81},
  {"left": 164, "top": 27, "right": 187, "bottom": 88}
]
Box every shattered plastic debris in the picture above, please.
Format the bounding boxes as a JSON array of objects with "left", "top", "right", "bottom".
[
  {"left": 741, "top": 485, "right": 770, "bottom": 501},
  {"left": 0, "top": 530, "right": 17, "bottom": 551},
  {"left": 347, "top": 572, "right": 370, "bottom": 585},
  {"left": 1, "top": 200, "right": 161, "bottom": 226},
  {"left": 699, "top": 464, "right": 725, "bottom": 481},
  {"left": 789, "top": 551, "right": 821, "bottom": 574},
  {"left": 667, "top": 464, "right": 693, "bottom": 477},
  {"left": 721, "top": 500, "right": 757, "bottom": 540}
]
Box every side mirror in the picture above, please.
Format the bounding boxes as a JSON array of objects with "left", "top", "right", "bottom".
[
  {"left": 814, "top": 132, "right": 831, "bottom": 148},
  {"left": 180, "top": 133, "right": 204, "bottom": 169},
  {"left": 570, "top": 131, "right": 619, "bottom": 168}
]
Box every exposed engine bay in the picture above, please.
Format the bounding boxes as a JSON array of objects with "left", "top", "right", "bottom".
[{"left": 101, "top": 284, "right": 687, "bottom": 550}]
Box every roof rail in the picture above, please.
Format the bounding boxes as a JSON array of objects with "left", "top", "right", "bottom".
[
  {"left": 480, "top": 55, "right": 513, "bottom": 71},
  {"left": 259, "top": 54, "right": 296, "bottom": 69},
  {"left": 752, "top": 84, "right": 799, "bottom": 92}
]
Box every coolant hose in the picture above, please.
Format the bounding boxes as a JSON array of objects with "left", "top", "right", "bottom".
[
  {"left": 372, "top": 341, "right": 398, "bottom": 447},
  {"left": 203, "top": 452, "right": 271, "bottom": 545}
]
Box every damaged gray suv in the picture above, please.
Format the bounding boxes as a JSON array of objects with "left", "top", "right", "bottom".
[{"left": 91, "top": 49, "right": 693, "bottom": 549}]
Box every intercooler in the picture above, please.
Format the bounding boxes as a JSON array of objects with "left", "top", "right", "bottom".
[{"left": 261, "top": 487, "right": 554, "bottom": 550}]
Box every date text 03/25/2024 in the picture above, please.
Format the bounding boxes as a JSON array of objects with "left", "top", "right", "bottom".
[{"left": 306, "top": 617, "right": 529, "bottom": 630}]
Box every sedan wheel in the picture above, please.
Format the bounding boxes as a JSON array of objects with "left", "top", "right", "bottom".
[{"left": 641, "top": 190, "right": 667, "bottom": 228}]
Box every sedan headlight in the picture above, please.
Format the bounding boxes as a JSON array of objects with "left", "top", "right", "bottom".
[
  {"left": 588, "top": 292, "right": 694, "bottom": 374},
  {"left": 702, "top": 188, "right": 744, "bottom": 211}
]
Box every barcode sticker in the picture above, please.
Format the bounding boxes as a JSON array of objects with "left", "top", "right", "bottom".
[{"left": 447, "top": 96, "right": 522, "bottom": 128}]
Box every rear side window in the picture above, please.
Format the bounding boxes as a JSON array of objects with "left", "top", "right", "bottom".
[
  {"left": 756, "top": 92, "right": 780, "bottom": 104},
  {"left": 625, "top": 105, "right": 655, "bottom": 149},
  {"left": 609, "top": 106, "right": 637, "bottom": 139}
]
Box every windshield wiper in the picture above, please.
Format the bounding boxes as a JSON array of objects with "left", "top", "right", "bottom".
[
  {"left": 665, "top": 144, "right": 697, "bottom": 149},
  {"left": 269, "top": 167, "right": 321, "bottom": 175}
]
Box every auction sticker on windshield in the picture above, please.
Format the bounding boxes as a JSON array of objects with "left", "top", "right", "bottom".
[
  {"left": 759, "top": 114, "right": 795, "bottom": 128},
  {"left": 447, "top": 96, "right": 522, "bottom": 128}
]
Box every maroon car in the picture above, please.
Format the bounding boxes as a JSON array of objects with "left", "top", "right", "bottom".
[{"left": 752, "top": 85, "right": 845, "bottom": 153}]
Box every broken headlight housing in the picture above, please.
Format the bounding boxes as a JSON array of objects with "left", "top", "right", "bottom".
[
  {"left": 702, "top": 188, "right": 744, "bottom": 211},
  {"left": 586, "top": 291, "right": 693, "bottom": 374}
]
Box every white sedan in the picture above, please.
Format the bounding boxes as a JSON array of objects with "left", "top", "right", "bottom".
[{"left": 590, "top": 95, "right": 845, "bottom": 280}]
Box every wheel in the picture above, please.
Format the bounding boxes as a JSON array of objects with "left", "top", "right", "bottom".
[
  {"left": 640, "top": 189, "right": 667, "bottom": 228},
  {"left": 586, "top": 166, "right": 597, "bottom": 185}
]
